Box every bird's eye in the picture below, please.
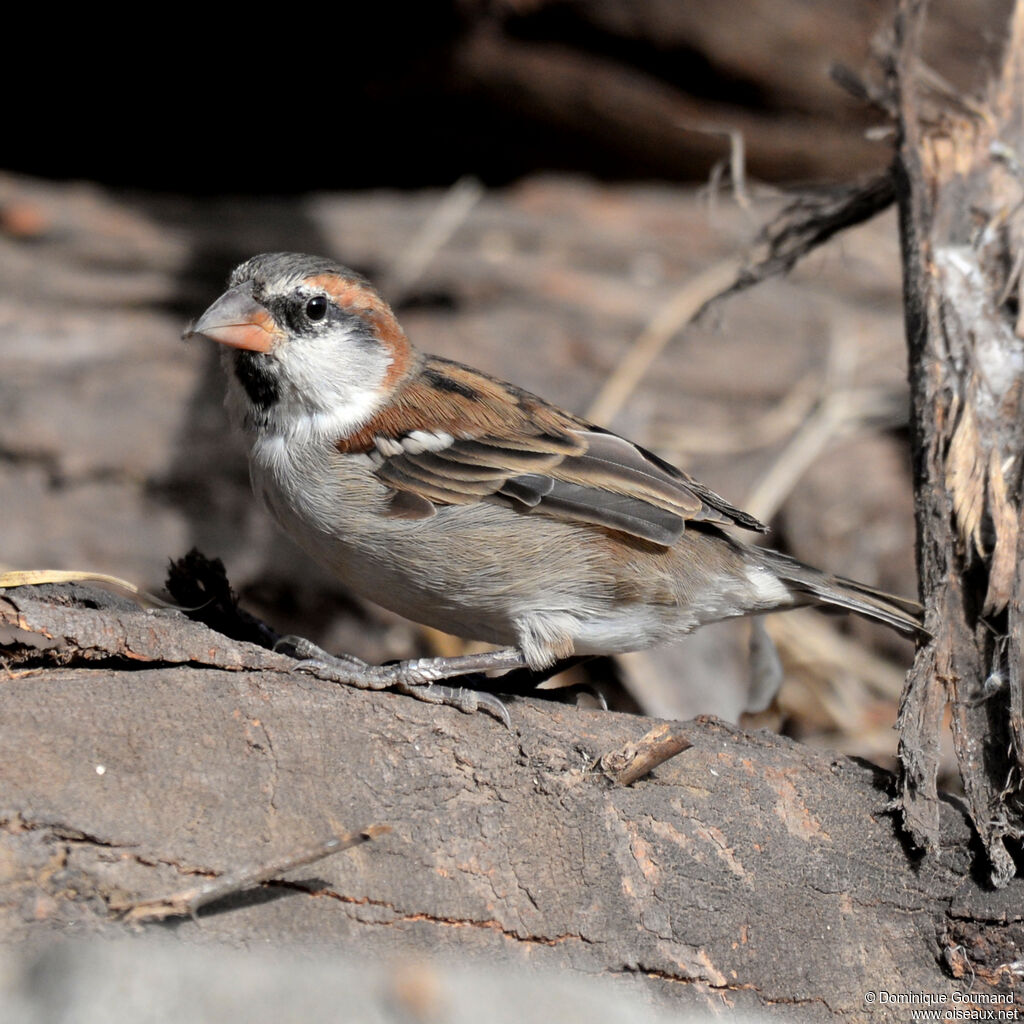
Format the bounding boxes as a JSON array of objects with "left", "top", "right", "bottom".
[{"left": 305, "top": 296, "right": 328, "bottom": 321}]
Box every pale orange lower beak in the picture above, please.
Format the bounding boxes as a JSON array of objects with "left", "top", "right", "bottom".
[{"left": 186, "top": 284, "right": 283, "bottom": 353}]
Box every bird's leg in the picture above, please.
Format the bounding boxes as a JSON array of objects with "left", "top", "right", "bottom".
[
  {"left": 476, "top": 655, "right": 592, "bottom": 695},
  {"left": 274, "top": 637, "right": 527, "bottom": 727},
  {"left": 428, "top": 655, "right": 609, "bottom": 710}
]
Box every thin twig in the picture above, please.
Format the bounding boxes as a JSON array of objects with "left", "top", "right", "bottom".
[
  {"left": 585, "top": 172, "right": 896, "bottom": 427},
  {"left": 655, "top": 370, "right": 821, "bottom": 455},
  {"left": 733, "top": 171, "right": 896, "bottom": 294},
  {"left": 114, "top": 826, "right": 390, "bottom": 923},
  {"left": 586, "top": 257, "right": 743, "bottom": 425},
  {"left": 0, "top": 655, "right": 44, "bottom": 681},
  {"left": 385, "top": 176, "right": 485, "bottom": 302},
  {"left": 765, "top": 610, "right": 920, "bottom": 767},
  {"left": 687, "top": 124, "right": 751, "bottom": 210},
  {"left": 829, "top": 61, "right": 898, "bottom": 116},
  {"left": 760, "top": 328, "right": 851, "bottom": 504},
  {"left": 740, "top": 392, "right": 869, "bottom": 524},
  {"left": 768, "top": 611, "right": 909, "bottom": 704},
  {"left": 0, "top": 569, "right": 176, "bottom": 609},
  {"left": 598, "top": 723, "right": 692, "bottom": 786},
  {"left": 741, "top": 328, "right": 906, "bottom": 524}
]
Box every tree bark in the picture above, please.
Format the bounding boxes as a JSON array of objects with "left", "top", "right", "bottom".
[
  {"left": 892, "top": 0, "right": 1024, "bottom": 886},
  {"left": 2, "top": 583, "right": 1022, "bottom": 1018}
]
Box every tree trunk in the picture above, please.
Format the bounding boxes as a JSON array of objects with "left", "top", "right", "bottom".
[{"left": 893, "top": 0, "right": 1024, "bottom": 887}]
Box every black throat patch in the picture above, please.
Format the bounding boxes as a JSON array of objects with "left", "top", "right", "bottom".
[{"left": 233, "top": 350, "right": 280, "bottom": 411}]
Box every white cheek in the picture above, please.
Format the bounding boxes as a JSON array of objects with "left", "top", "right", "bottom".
[
  {"left": 277, "top": 389, "right": 382, "bottom": 445},
  {"left": 266, "top": 326, "right": 392, "bottom": 443}
]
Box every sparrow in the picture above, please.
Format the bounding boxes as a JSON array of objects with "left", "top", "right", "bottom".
[{"left": 187, "top": 252, "right": 922, "bottom": 722}]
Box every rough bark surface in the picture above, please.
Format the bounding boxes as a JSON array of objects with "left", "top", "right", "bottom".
[
  {"left": 2, "top": 584, "right": 1022, "bottom": 1018},
  {"left": 893, "top": 0, "right": 1024, "bottom": 886}
]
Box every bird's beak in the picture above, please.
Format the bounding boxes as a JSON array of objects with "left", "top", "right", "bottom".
[{"left": 185, "top": 284, "right": 284, "bottom": 353}]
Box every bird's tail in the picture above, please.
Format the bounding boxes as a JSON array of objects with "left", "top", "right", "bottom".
[{"left": 756, "top": 548, "right": 925, "bottom": 637}]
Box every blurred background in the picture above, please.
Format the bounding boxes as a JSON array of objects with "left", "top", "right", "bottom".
[{"left": 4, "top": 0, "right": 1007, "bottom": 772}]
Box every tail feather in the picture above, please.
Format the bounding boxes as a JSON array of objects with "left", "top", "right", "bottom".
[{"left": 758, "top": 549, "right": 925, "bottom": 637}]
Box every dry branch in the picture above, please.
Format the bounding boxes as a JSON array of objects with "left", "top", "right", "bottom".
[{"left": 587, "top": 173, "right": 898, "bottom": 426}]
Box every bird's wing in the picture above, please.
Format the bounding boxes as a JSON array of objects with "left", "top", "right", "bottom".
[{"left": 336, "top": 356, "right": 766, "bottom": 545}]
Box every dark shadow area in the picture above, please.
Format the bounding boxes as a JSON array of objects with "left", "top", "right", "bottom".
[{"left": 5, "top": 2, "right": 904, "bottom": 194}]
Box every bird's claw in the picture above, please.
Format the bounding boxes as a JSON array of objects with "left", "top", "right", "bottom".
[{"left": 275, "top": 635, "right": 514, "bottom": 726}]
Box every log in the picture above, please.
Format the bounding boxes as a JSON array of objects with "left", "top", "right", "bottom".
[{"left": 1, "top": 583, "right": 1021, "bottom": 1018}]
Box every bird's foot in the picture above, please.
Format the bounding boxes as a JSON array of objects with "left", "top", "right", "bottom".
[{"left": 274, "top": 636, "right": 523, "bottom": 728}]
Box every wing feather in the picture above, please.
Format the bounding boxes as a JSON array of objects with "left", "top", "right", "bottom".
[{"left": 338, "top": 356, "right": 766, "bottom": 544}]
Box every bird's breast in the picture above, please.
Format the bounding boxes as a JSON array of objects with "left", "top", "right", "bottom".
[{"left": 244, "top": 433, "right": 624, "bottom": 640}]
